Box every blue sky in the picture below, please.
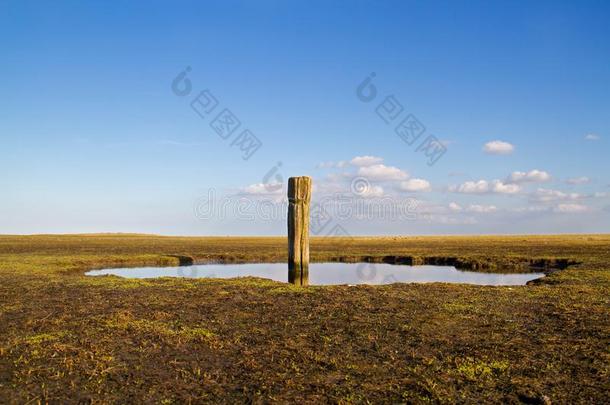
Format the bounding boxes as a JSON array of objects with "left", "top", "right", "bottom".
[{"left": 1, "top": 0, "right": 609, "bottom": 235}]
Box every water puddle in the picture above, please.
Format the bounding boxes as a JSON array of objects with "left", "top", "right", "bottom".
[{"left": 85, "top": 263, "right": 545, "bottom": 286}]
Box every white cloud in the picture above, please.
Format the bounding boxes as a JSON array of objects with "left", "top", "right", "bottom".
[
  {"left": 492, "top": 180, "right": 521, "bottom": 194},
  {"left": 400, "top": 178, "right": 431, "bottom": 192},
  {"left": 357, "top": 164, "right": 408, "bottom": 181},
  {"left": 483, "top": 140, "right": 515, "bottom": 155},
  {"left": 511, "top": 206, "right": 550, "bottom": 213},
  {"left": 414, "top": 201, "right": 452, "bottom": 215},
  {"left": 584, "top": 134, "right": 600, "bottom": 141},
  {"left": 450, "top": 180, "right": 490, "bottom": 194},
  {"left": 242, "top": 183, "right": 283, "bottom": 195},
  {"left": 448, "top": 202, "right": 463, "bottom": 212},
  {"left": 450, "top": 179, "right": 521, "bottom": 194},
  {"left": 359, "top": 185, "right": 385, "bottom": 198},
  {"left": 350, "top": 155, "right": 384, "bottom": 167},
  {"left": 423, "top": 202, "right": 497, "bottom": 215},
  {"left": 508, "top": 170, "right": 551, "bottom": 183},
  {"left": 466, "top": 204, "right": 498, "bottom": 213},
  {"left": 554, "top": 203, "right": 588, "bottom": 213},
  {"left": 319, "top": 155, "right": 387, "bottom": 169},
  {"left": 532, "top": 188, "right": 582, "bottom": 202},
  {"left": 422, "top": 214, "right": 478, "bottom": 225},
  {"left": 566, "top": 176, "right": 590, "bottom": 185}
]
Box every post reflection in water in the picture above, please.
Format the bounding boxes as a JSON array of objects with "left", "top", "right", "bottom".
[
  {"left": 288, "top": 263, "right": 309, "bottom": 286},
  {"left": 87, "top": 263, "right": 545, "bottom": 286}
]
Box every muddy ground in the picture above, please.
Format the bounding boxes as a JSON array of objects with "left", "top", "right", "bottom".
[{"left": 0, "top": 234, "right": 608, "bottom": 403}]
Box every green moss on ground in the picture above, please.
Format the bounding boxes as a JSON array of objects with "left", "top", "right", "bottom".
[{"left": 0, "top": 234, "right": 608, "bottom": 403}]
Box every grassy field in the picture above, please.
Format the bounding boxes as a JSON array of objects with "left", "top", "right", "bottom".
[{"left": 0, "top": 234, "right": 608, "bottom": 403}]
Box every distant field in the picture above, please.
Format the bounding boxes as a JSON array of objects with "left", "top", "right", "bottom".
[{"left": 0, "top": 234, "right": 608, "bottom": 403}]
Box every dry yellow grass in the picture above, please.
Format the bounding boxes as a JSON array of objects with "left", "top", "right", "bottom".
[{"left": 0, "top": 234, "right": 608, "bottom": 403}]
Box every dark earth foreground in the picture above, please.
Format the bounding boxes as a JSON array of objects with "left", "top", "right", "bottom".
[{"left": 0, "top": 234, "right": 608, "bottom": 403}]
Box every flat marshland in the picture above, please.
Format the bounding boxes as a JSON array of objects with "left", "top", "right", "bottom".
[{"left": 0, "top": 234, "right": 608, "bottom": 403}]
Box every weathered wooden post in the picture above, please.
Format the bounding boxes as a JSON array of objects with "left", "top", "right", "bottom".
[{"left": 287, "top": 176, "right": 312, "bottom": 285}]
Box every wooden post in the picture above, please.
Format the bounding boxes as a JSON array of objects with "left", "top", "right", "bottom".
[{"left": 287, "top": 176, "right": 312, "bottom": 285}]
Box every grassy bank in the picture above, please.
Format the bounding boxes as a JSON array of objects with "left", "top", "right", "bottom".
[{"left": 0, "top": 234, "right": 608, "bottom": 403}]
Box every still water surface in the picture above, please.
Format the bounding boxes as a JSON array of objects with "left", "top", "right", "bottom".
[{"left": 86, "top": 263, "right": 544, "bottom": 286}]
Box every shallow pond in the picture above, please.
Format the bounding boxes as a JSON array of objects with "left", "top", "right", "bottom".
[{"left": 85, "top": 263, "right": 545, "bottom": 286}]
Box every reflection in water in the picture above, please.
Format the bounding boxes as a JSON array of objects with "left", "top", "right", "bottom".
[
  {"left": 86, "top": 262, "right": 545, "bottom": 286},
  {"left": 288, "top": 263, "right": 309, "bottom": 286}
]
